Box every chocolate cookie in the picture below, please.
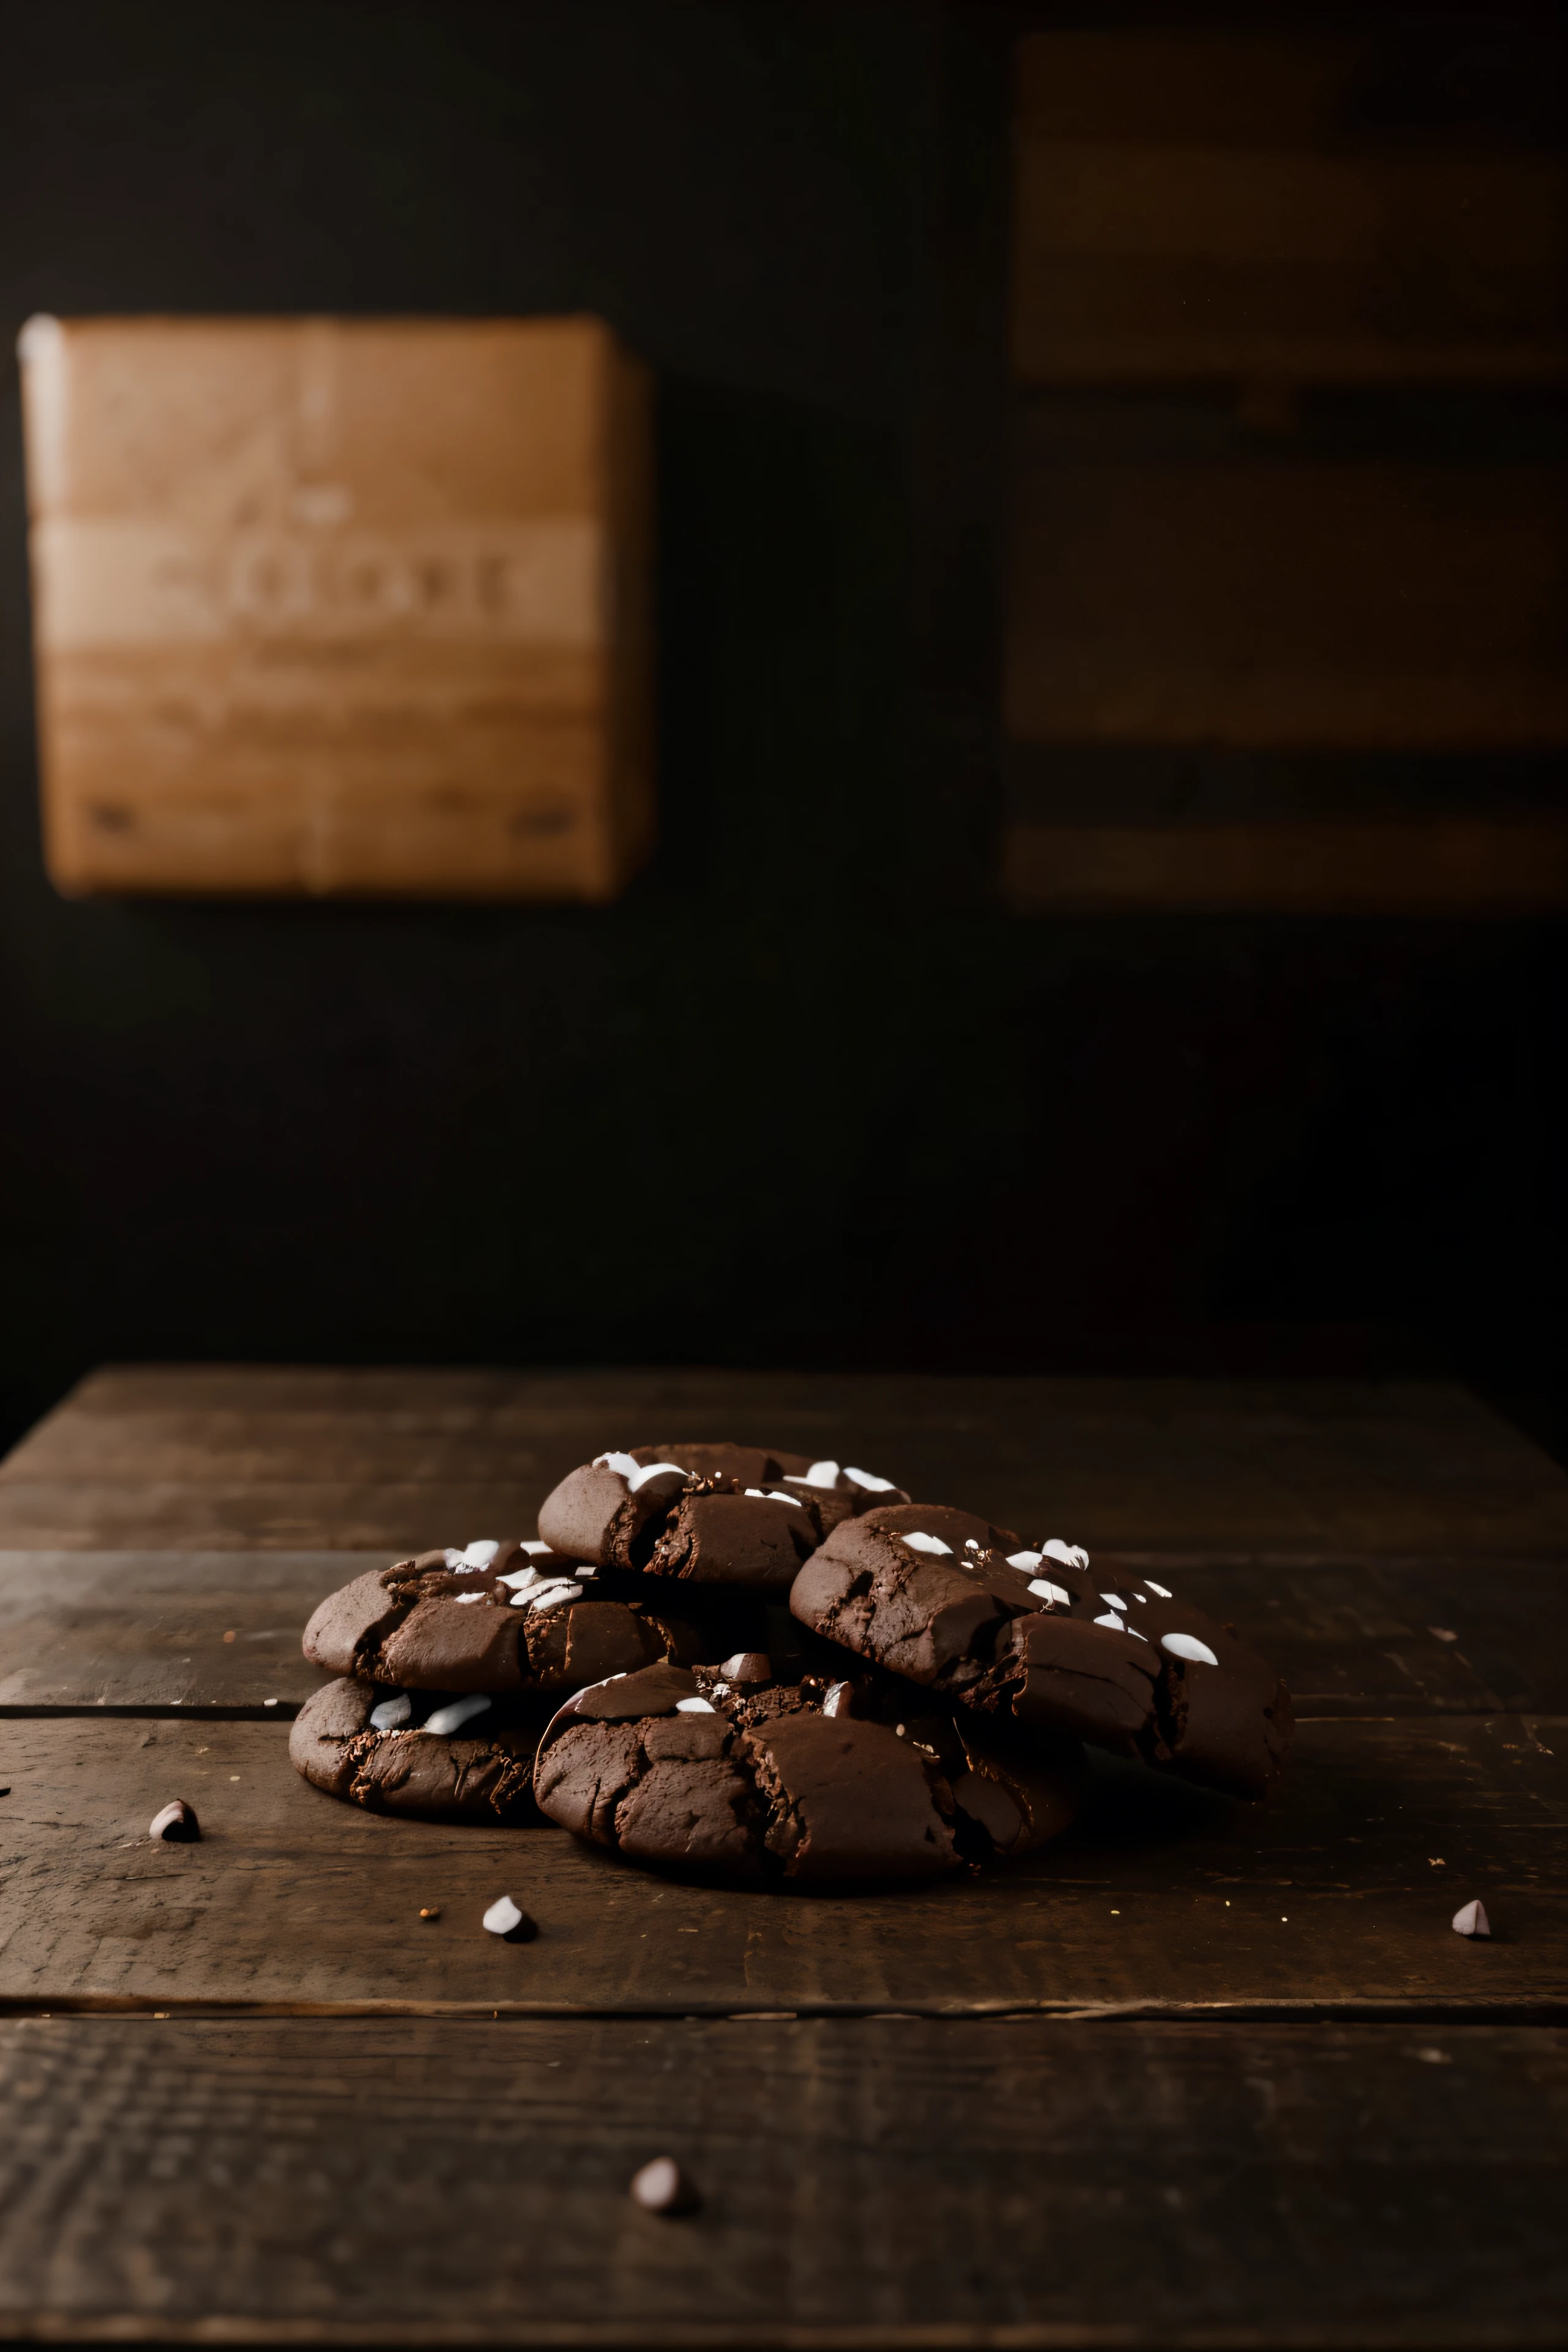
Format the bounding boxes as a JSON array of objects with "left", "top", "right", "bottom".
[
  {"left": 302, "top": 1539, "right": 697, "bottom": 1695},
  {"left": 789, "top": 1505, "right": 1292, "bottom": 1801},
  {"left": 535, "top": 1455, "right": 809, "bottom": 1589},
  {"left": 290, "top": 1677, "right": 541, "bottom": 1820},
  {"left": 537, "top": 1444, "right": 909, "bottom": 1581},
  {"left": 532, "top": 1653, "right": 1082, "bottom": 1885},
  {"left": 976, "top": 1544, "right": 1294, "bottom": 1803}
]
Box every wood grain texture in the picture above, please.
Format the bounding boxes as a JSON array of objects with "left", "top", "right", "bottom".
[
  {"left": 1, "top": 1549, "right": 1563, "bottom": 1718},
  {"left": 5, "top": 1366, "right": 1566, "bottom": 1556},
  {"left": 1011, "top": 33, "right": 1568, "bottom": 390},
  {"left": 0, "top": 2014, "right": 1561, "bottom": 2348},
  {"left": 1003, "top": 819, "right": 1568, "bottom": 915},
  {"left": 0, "top": 1551, "right": 369, "bottom": 1712},
  {"left": 1013, "top": 141, "right": 1568, "bottom": 391},
  {"left": 0, "top": 1715, "right": 1560, "bottom": 2016},
  {"left": 1005, "top": 459, "right": 1568, "bottom": 753}
]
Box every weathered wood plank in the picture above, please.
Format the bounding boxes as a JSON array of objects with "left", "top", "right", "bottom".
[
  {"left": 6, "top": 1368, "right": 1566, "bottom": 1556},
  {"left": 1005, "top": 458, "right": 1568, "bottom": 753},
  {"left": 0, "top": 1716, "right": 1559, "bottom": 2015},
  {"left": 1003, "top": 818, "right": 1568, "bottom": 915},
  {"left": 2, "top": 1549, "right": 1564, "bottom": 1717},
  {"left": 1014, "top": 140, "right": 1568, "bottom": 391},
  {"left": 0, "top": 1552, "right": 366, "bottom": 1712},
  {"left": 1011, "top": 33, "right": 1568, "bottom": 391},
  {"left": 0, "top": 1480, "right": 546, "bottom": 1555},
  {"left": 0, "top": 2015, "right": 1561, "bottom": 2346}
]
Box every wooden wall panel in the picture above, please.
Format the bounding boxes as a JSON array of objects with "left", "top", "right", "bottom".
[
  {"left": 1007, "top": 458, "right": 1568, "bottom": 750},
  {"left": 1004, "top": 30, "right": 1568, "bottom": 906},
  {"left": 1013, "top": 34, "right": 1568, "bottom": 388}
]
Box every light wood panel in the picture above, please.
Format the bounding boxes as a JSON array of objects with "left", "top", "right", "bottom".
[
  {"left": 0, "top": 1714, "right": 1559, "bottom": 2015},
  {"left": 20, "top": 316, "right": 654, "bottom": 902},
  {"left": 0, "top": 2015, "right": 1561, "bottom": 2346}
]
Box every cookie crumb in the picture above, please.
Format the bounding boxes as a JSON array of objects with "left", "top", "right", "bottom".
[
  {"left": 148, "top": 1799, "right": 200, "bottom": 1843},
  {"left": 419, "top": 1907, "right": 441, "bottom": 1921},
  {"left": 631, "top": 2157, "right": 699, "bottom": 2215}
]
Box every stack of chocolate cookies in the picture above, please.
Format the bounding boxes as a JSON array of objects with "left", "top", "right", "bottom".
[{"left": 291, "top": 1441, "right": 1293, "bottom": 1887}]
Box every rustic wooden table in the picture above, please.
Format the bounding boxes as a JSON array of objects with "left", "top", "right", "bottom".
[{"left": 0, "top": 1365, "right": 1564, "bottom": 2348}]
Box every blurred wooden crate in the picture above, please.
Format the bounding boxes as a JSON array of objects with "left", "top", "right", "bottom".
[{"left": 19, "top": 315, "right": 653, "bottom": 900}]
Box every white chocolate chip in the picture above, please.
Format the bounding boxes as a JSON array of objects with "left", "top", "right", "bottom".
[
  {"left": 802, "top": 1460, "right": 841, "bottom": 1487},
  {"left": 369, "top": 1694, "right": 411, "bottom": 1730},
  {"left": 630, "top": 2155, "right": 698, "bottom": 2214},
  {"left": 1161, "top": 1632, "right": 1219, "bottom": 1667},
  {"left": 525, "top": 1581, "right": 582, "bottom": 1613},
  {"left": 821, "top": 1681, "right": 853, "bottom": 1719},
  {"left": 1145, "top": 1579, "right": 1173, "bottom": 1599},
  {"left": 443, "top": 1545, "right": 493, "bottom": 1573},
  {"left": 1099, "top": 1593, "right": 1126, "bottom": 1610},
  {"left": 674, "top": 1696, "right": 717, "bottom": 1714},
  {"left": 593, "top": 1450, "right": 641, "bottom": 1478},
  {"left": 902, "top": 1532, "right": 954, "bottom": 1557},
  {"left": 424, "top": 1694, "right": 491, "bottom": 1736},
  {"left": 1451, "top": 1900, "right": 1491, "bottom": 1938},
  {"left": 483, "top": 1894, "right": 525, "bottom": 1937},
  {"left": 498, "top": 1566, "right": 543, "bottom": 1592},
  {"left": 453, "top": 1591, "right": 489, "bottom": 1605},
  {"left": 964, "top": 1539, "right": 981, "bottom": 1551},
  {"left": 1093, "top": 1613, "right": 1126, "bottom": 1630},
  {"left": 1028, "top": 1578, "right": 1072, "bottom": 1607},
  {"left": 627, "top": 1460, "right": 690, "bottom": 1492},
  {"left": 521, "top": 1540, "right": 554, "bottom": 1556},
  {"left": 743, "top": 1488, "right": 801, "bottom": 1507},
  {"left": 1042, "top": 1539, "right": 1090, "bottom": 1570},
  {"left": 1006, "top": 1550, "right": 1043, "bottom": 1571},
  {"left": 845, "top": 1466, "right": 895, "bottom": 1491}
]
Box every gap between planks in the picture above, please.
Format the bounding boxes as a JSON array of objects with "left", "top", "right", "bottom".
[{"left": 0, "top": 1994, "right": 1564, "bottom": 2024}]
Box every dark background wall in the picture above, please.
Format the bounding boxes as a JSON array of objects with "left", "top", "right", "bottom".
[{"left": 1, "top": 0, "right": 1564, "bottom": 1457}]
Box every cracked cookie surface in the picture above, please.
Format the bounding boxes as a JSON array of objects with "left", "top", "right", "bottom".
[
  {"left": 301, "top": 1539, "right": 699, "bottom": 1695},
  {"left": 536, "top": 1442, "right": 909, "bottom": 1585},
  {"left": 789, "top": 1504, "right": 1292, "bottom": 1801},
  {"left": 532, "top": 1653, "right": 1083, "bottom": 1885},
  {"left": 290, "top": 1677, "right": 542, "bottom": 1820}
]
